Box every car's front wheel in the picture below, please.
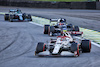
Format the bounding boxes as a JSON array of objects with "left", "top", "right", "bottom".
[
  {"left": 70, "top": 42, "right": 80, "bottom": 57},
  {"left": 35, "top": 42, "right": 46, "bottom": 55}
]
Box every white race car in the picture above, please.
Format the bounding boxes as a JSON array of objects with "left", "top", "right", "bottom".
[{"left": 35, "top": 32, "right": 91, "bottom": 57}]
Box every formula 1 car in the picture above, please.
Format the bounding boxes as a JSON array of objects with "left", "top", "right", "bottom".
[
  {"left": 35, "top": 32, "right": 91, "bottom": 57},
  {"left": 44, "top": 18, "right": 83, "bottom": 36},
  {"left": 4, "top": 9, "right": 32, "bottom": 22}
]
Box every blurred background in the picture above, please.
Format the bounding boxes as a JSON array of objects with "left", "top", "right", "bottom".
[{"left": 3, "top": 0, "right": 100, "bottom": 2}]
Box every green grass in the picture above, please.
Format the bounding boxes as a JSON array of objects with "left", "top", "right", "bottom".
[{"left": 29, "top": 0, "right": 96, "bottom": 2}]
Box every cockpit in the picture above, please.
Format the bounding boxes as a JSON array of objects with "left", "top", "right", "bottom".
[{"left": 9, "top": 9, "right": 22, "bottom": 14}]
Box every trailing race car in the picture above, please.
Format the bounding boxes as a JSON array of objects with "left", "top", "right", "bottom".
[
  {"left": 4, "top": 9, "right": 32, "bottom": 22},
  {"left": 35, "top": 32, "right": 91, "bottom": 57},
  {"left": 44, "top": 18, "right": 83, "bottom": 36}
]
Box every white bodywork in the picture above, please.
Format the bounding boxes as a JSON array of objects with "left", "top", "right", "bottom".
[
  {"left": 18, "top": 14, "right": 23, "bottom": 20},
  {"left": 52, "top": 32, "right": 73, "bottom": 54}
]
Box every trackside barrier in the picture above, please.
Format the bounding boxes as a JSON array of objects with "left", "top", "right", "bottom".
[{"left": 0, "top": 1, "right": 100, "bottom": 9}]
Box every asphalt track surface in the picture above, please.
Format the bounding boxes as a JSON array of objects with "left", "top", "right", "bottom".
[
  {"left": 0, "top": 6, "right": 100, "bottom": 67},
  {"left": 0, "top": 6, "right": 100, "bottom": 31}
]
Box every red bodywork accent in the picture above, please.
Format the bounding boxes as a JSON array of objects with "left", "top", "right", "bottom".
[
  {"left": 77, "top": 44, "right": 80, "bottom": 56},
  {"left": 57, "top": 36, "right": 70, "bottom": 38},
  {"left": 89, "top": 41, "right": 91, "bottom": 50},
  {"left": 43, "top": 43, "right": 46, "bottom": 51},
  {"left": 15, "top": 16, "right": 18, "bottom": 18}
]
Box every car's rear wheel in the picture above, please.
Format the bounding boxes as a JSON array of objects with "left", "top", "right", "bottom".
[
  {"left": 35, "top": 42, "right": 46, "bottom": 55},
  {"left": 74, "top": 26, "right": 79, "bottom": 31},
  {"left": 48, "top": 26, "right": 55, "bottom": 36},
  {"left": 67, "top": 24, "right": 73, "bottom": 31},
  {"left": 81, "top": 40, "right": 91, "bottom": 52},
  {"left": 4, "top": 14, "right": 9, "bottom": 20},
  {"left": 28, "top": 14, "right": 32, "bottom": 21},
  {"left": 44, "top": 25, "right": 50, "bottom": 34},
  {"left": 9, "top": 15, "right": 13, "bottom": 22}
]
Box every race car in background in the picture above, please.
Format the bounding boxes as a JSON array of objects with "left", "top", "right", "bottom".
[
  {"left": 44, "top": 18, "right": 83, "bottom": 36},
  {"left": 4, "top": 9, "right": 32, "bottom": 22},
  {"left": 35, "top": 32, "right": 91, "bottom": 57}
]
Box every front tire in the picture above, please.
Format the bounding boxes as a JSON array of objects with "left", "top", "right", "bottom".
[
  {"left": 9, "top": 15, "right": 13, "bottom": 22},
  {"left": 35, "top": 42, "right": 46, "bottom": 55},
  {"left": 81, "top": 40, "right": 91, "bottom": 53},
  {"left": 70, "top": 42, "right": 80, "bottom": 57}
]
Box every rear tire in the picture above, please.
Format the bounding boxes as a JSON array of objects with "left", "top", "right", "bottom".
[
  {"left": 74, "top": 26, "right": 79, "bottom": 31},
  {"left": 67, "top": 24, "right": 73, "bottom": 31},
  {"left": 28, "top": 14, "right": 32, "bottom": 21},
  {"left": 4, "top": 14, "right": 9, "bottom": 20},
  {"left": 48, "top": 26, "right": 55, "bottom": 36},
  {"left": 35, "top": 42, "right": 46, "bottom": 54},
  {"left": 9, "top": 15, "right": 13, "bottom": 22},
  {"left": 81, "top": 40, "right": 91, "bottom": 53},
  {"left": 44, "top": 25, "right": 50, "bottom": 34}
]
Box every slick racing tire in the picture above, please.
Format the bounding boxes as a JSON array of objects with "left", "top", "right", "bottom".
[
  {"left": 35, "top": 42, "right": 46, "bottom": 54},
  {"left": 4, "top": 14, "right": 9, "bottom": 20},
  {"left": 28, "top": 14, "right": 32, "bottom": 21},
  {"left": 70, "top": 42, "right": 80, "bottom": 56},
  {"left": 81, "top": 40, "right": 91, "bottom": 53},
  {"left": 22, "top": 13, "right": 26, "bottom": 20},
  {"left": 67, "top": 24, "right": 73, "bottom": 31},
  {"left": 74, "top": 26, "right": 79, "bottom": 31},
  {"left": 9, "top": 15, "right": 13, "bottom": 22},
  {"left": 44, "top": 25, "right": 50, "bottom": 34},
  {"left": 50, "top": 26, "right": 55, "bottom": 33},
  {"left": 48, "top": 26, "right": 55, "bottom": 36}
]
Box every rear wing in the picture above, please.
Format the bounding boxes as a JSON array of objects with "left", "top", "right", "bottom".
[
  {"left": 50, "top": 18, "right": 66, "bottom": 23},
  {"left": 9, "top": 9, "right": 17, "bottom": 12},
  {"left": 50, "top": 19, "right": 59, "bottom": 22},
  {"left": 67, "top": 31, "right": 83, "bottom": 36}
]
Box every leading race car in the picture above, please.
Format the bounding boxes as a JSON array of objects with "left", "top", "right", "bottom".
[
  {"left": 4, "top": 9, "right": 32, "bottom": 22},
  {"left": 35, "top": 32, "right": 91, "bottom": 57},
  {"left": 44, "top": 18, "right": 83, "bottom": 36}
]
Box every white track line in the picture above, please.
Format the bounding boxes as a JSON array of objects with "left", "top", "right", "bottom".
[
  {"left": 91, "top": 42, "right": 100, "bottom": 47},
  {"left": 29, "top": 22, "right": 43, "bottom": 27},
  {"left": 29, "top": 21, "right": 100, "bottom": 47}
]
